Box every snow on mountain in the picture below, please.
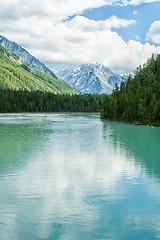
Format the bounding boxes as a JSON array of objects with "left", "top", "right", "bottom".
[
  {"left": 0, "top": 35, "right": 58, "bottom": 79},
  {"left": 56, "top": 63, "right": 122, "bottom": 94}
]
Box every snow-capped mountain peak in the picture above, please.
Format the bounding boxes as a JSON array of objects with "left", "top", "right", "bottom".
[{"left": 56, "top": 63, "right": 122, "bottom": 94}]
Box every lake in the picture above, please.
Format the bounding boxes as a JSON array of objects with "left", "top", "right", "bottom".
[{"left": 0, "top": 113, "right": 160, "bottom": 240}]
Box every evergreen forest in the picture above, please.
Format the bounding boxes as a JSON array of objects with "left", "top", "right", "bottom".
[
  {"left": 0, "top": 89, "right": 105, "bottom": 113},
  {"left": 101, "top": 54, "right": 160, "bottom": 126}
]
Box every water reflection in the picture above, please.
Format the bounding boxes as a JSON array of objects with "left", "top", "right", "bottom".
[
  {"left": 103, "top": 120, "right": 160, "bottom": 181},
  {"left": 0, "top": 114, "right": 160, "bottom": 239}
]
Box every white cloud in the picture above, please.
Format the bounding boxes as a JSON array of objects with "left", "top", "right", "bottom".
[
  {"left": 0, "top": 0, "right": 159, "bottom": 22},
  {"left": 105, "top": 15, "right": 136, "bottom": 28},
  {"left": 121, "top": 0, "right": 160, "bottom": 6},
  {"left": 64, "top": 15, "right": 136, "bottom": 32},
  {"left": 0, "top": 0, "right": 160, "bottom": 73},
  {"left": 0, "top": 0, "right": 111, "bottom": 21},
  {"left": 1, "top": 15, "right": 160, "bottom": 74},
  {"left": 146, "top": 21, "right": 160, "bottom": 44}
]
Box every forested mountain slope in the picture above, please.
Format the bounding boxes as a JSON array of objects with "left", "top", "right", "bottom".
[
  {"left": 101, "top": 54, "right": 160, "bottom": 126},
  {"left": 0, "top": 35, "right": 58, "bottom": 79},
  {"left": 0, "top": 44, "right": 77, "bottom": 94}
]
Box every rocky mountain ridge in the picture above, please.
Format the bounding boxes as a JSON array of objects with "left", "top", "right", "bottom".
[
  {"left": 56, "top": 63, "right": 122, "bottom": 94},
  {"left": 0, "top": 35, "right": 58, "bottom": 79}
]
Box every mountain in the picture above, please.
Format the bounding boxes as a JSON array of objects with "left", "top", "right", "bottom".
[
  {"left": 56, "top": 63, "right": 122, "bottom": 94},
  {"left": 0, "top": 35, "right": 58, "bottom": 79},
  {"left": 0, "top": 44, "right": 77, "bottom": 94}
]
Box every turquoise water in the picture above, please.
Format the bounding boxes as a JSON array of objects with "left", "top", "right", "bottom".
[{"left": 0, "top": 113, "right": 160, "bottom": 240}]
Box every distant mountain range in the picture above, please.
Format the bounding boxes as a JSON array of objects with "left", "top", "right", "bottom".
[
  {"left": 0, "top": 35, "right": 123, "bottom": 95},
  {"left": 0, "top": 35, "right": 58, "bottom": 80},
  {"left": 0, "top": 44, "right": 77, "bottom": 94},
  {"left": 56, "top": 63, "right": 122, "bottom": 94}
]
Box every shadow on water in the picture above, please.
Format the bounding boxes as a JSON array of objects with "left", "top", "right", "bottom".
[{"left": 102, "top": 120, "right": 160, "bottom": 181}]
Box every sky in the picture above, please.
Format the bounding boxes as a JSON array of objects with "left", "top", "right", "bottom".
[{"left": 1, "top": 0, "right": 160, "bottom": 73}]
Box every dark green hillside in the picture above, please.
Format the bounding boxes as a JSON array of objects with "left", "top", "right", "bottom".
[
  {"left": 101, "top": 54, "right": 160, "bottom": 126},
  {"left": 0, "top": 44, "right": 77, "bottom": 94}
]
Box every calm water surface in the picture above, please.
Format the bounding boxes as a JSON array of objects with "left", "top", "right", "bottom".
[{"left": 0, "top": 113, "right": 160, "bottom": 240}]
